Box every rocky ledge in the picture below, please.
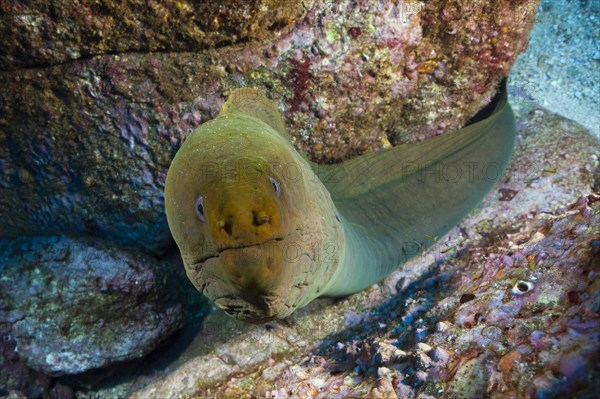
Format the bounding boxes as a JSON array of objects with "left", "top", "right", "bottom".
[{"left": 125, "top": 106, "right": 599, "bottom": 398}]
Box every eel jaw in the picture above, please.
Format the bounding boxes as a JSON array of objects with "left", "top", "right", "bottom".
[
  {"left": 190, "top": 236, "right": 297, "bottom": 322},
  {"left": 212, "top": 292, "right": 286, "bottom": 323}
]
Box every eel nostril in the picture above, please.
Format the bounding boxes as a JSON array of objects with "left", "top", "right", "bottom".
[
  {"left": 252, "top": 211, "right": 270, "bottom": 226},
  {"left": 219, "top": 219, "right": 233, "bottom": 236}
]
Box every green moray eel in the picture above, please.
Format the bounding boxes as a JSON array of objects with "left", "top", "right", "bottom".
[{"left": 165, "top": 82, "right": 515, "bottom": 322}]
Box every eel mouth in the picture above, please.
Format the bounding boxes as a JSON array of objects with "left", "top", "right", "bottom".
[
  {"left": 217, "top": 236, "right": 285, "bottom": 253},
  {"left": 212, "top": 293, "right": 287, "bottom": 323},
  {"left": 193, "top": 236, "right": 285, "bottom": 265}
]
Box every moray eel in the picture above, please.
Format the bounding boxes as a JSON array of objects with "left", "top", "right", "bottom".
[{"left": 165, "top": 82, "right": 515, "bottom": 322}]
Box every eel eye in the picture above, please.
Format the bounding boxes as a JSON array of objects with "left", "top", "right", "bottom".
[
  {"left": 269, "top": 176, "right": 282, "bottom": 198},
  {"left": 195, "top": 195, "right": 205, "bottom": 222}
]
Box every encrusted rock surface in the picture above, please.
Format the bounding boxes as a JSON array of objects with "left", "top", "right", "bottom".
[
  {"left": 0, "top": 1, "right": 313, "bottom": 70},
  {"left": 0, "top": 235, "right": 184, "bottom": 376},
  {"left": 129, "top": 194, "right": 600, "bottom": 398},
  {"left": 6, "top": 1, "right": 597, "bottom": 398},
  {"left": 125, "top": 107, "right": 599, "bottom": 398},
  {"left": 0, "top": 0, "right": 539, "bottom": 253}
]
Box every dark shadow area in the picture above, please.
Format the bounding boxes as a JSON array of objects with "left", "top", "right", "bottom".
[{"left": 466, "top": 78, "right": 508, "bottom": 125}]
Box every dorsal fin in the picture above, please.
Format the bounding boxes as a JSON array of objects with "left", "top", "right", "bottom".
[{"left": 219, "top": 88, "right": 288, "bottom": 138}]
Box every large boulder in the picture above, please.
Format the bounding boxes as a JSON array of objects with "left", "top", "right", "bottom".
[
  {"left": 0, "top": 1, "right": 314, "bottom": 70},
  {"left": 0, "top": 0, "right": 539, "bottom": 253},
  {"left": 0, "top": 235, "right": 184, "bottom": 376}
]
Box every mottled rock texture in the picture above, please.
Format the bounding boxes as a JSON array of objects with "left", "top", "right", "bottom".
[
  {"left": 123, "top": 108, "right": 599, "bottom": 398},
  {"left": 0, "top": 235, "right": 184, "bottom": 376},
  {"left": 131, "top": 196, "right": 600, "bottom": 399},
  {"left": 0, "top": 0, "right": 539, "bottom": 253},
  {"left": 0, "top": 1, "right": 313, "bottom": 70}
]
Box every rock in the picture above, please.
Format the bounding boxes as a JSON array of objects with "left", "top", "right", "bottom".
[
  {"left": 127, "top": 109, "right": 599, "bottom": 398},
  {"left": 0, "top": 0, "right": 539, "bottom": 252},
  {"left": 430, "top": 347, "right": 451, "bottom": 364},
  {"left": 434, "top": 321, "right": 450, "bottom": 333},
  {"left": 0, "top": 1, "right": 314, "bottom": 70},
  {"left": 416, "top": 352, "right": 433, "bottom": 370},
  {"left": 445, "top": 349, "right": 494, "bottom": 399},
  {"left": 412, "top": 370, "right": 429, "bottom": 387},
  {"left": 366, "top": 378, "right": 398, "bottom": 399},
  {"left": 416, "top": 343, "right": 432, "bottom": 353},
  {"left": 0, "top": 235, "right": 184, "bottom": 375}
]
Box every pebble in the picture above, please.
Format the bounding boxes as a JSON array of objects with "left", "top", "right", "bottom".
[
  {"left": 377, "top": 342, "right": 398, "bottom": 363},
  {"left": 416, "top": 343, "right": 432, "bottom": 353},
  {"left": 430, "top": 347, "right": 451, "bottom": 364},
  {"left": 367, "top": 378, "right": 398, "bottom": 399},
  {"left": 415, "top": 327, "right": 428, "bottom": 341},
  {"left": 412, "top": 370, "right": 429, "bottom": 386},
  {"left": 343, "top": 374, "right": 362, "bottom": 387},
  {"left": 417, "top": 352, "right": 433, "bottom": 369},
  {"left": 435, "top": 321, "right": 450, "bottom": 333},
  {"left": 377, "top": 366, "right": 395, "bottom": 379}
]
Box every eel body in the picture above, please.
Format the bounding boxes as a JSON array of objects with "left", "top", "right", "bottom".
[{"left": 165, "top": 84, "right": 516, "bottom": 322}]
